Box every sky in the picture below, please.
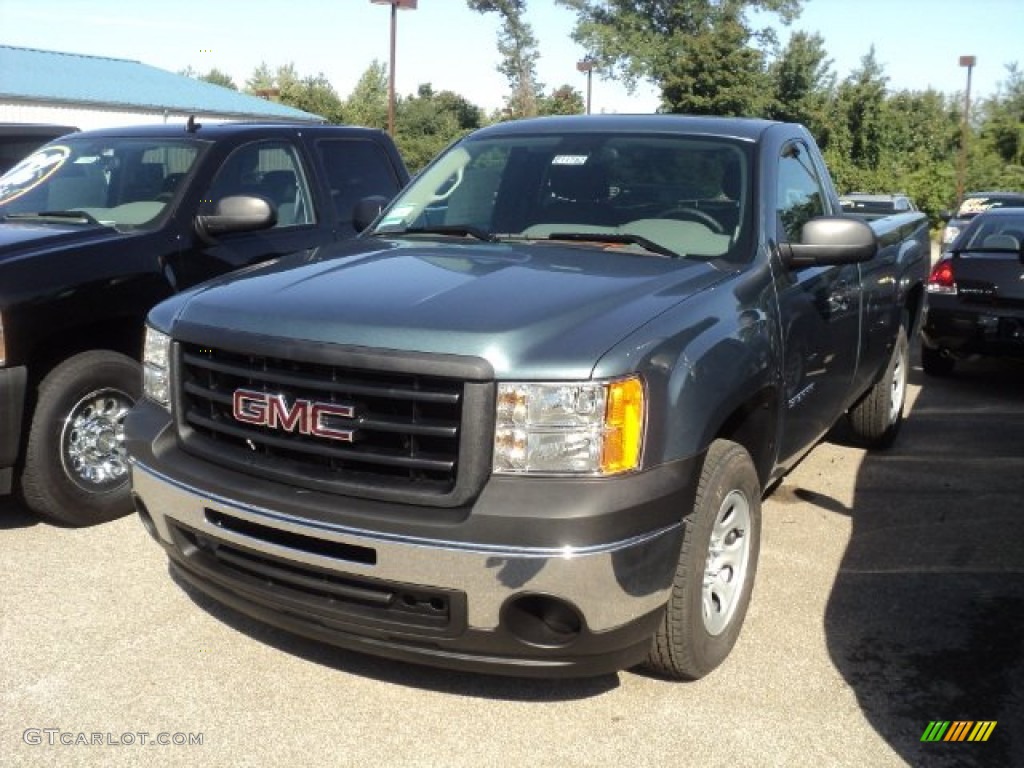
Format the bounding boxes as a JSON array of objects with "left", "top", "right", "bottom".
[{"left": 0, "top": 0, "right": 1020, "bottom": 115}]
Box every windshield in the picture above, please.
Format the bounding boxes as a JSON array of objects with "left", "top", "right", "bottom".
[
  {"left": 0, "top": 137, "right": 204, "bottom": 229},
  {"left": 371, "top": 132, "right": 753, "bottom": 260}
]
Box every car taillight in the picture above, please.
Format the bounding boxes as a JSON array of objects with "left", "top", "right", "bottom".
[{"left": 927, "top": 259, "right": 957, "bottom": 295}]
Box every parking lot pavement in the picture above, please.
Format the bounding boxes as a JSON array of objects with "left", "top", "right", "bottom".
[{"left": 2, "top": 352, "right": 1022, "bottom": 768}]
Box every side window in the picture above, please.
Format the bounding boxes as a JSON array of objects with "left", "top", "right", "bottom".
[
  {"left": 776, "top": 142, "right": 826, "bottom": 243},
  {"left": 203, "top": 140, "right": 314, "bottom": 228},
  {"left": 315, "top": 139, "right": 401, "bottom": 233}
]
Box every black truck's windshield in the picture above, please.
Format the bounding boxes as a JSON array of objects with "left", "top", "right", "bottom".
[
  {"left": 372, "top": 132, "right": 753, "bottom": 261},
  {"left": 0, "top": 137, "right": 204, "bottom": 229}
]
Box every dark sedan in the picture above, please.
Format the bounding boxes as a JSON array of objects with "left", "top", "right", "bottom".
[{"left": 922, "top": 208, "right": 1024, "bottom": 375}]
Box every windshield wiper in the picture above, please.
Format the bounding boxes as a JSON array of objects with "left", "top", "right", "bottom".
[
  {"left": 546, "top": 232, "right": 681, "bottom": 259},
  {"left": 376, "top": 225, "right": 496, "bottom": 242},
  {"left": 3, "top": 210, "right": 103, "bottom": 225}
]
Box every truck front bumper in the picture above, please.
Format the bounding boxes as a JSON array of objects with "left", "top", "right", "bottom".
[
  {"left": 0, "top": 366, "right": 27, "bottom": 494},
  {"left": 128, "top": 406, "right": 700, "bottom": 676}
]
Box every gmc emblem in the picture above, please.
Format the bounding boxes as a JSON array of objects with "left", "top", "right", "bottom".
[{"left": 232, "top": 388, "right": 356, "bottom": 442}]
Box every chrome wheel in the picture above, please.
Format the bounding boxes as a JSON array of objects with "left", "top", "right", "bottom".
[
  {"left": 60, "top": 387, "right": 134, "bottom": 492},
  {"left": 702, "top": 489, "right": 752, "bottom": 636},
  {"left": 888, "top": 335, "right": 908, "bottom": 425}
]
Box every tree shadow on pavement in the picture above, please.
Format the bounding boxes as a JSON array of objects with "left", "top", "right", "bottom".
[{"left": 820, "top": 356, "right": 1024, "bottom": 766}]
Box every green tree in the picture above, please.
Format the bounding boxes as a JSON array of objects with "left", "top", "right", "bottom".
[
  {"left": 283, "top": 73, "right": 345, "bottom": 123},
  {"left": 979, "top": 63, "right": 1024, "bottom": 180},
  {"left": 538, "top": 85, "right": 586, "bottom": 116},
  {"left": 395, "top": 84, "right": 483, "bottom": 172},
  {"left": 199, "top": 68, "right": 238, "bottom": 91},
  {"left": 820, "top": 47, "right": 890, "bottom": 193},
  {"left": 242, "top": 63, "right": 343, "bottom": 121},
  {"left": 767, "top": 31, "right": 833, "bottom": 142},
  {"left": 658, "top": 4, "right": 774, "bottom": 115},
  {"left": 244, "top": 62, "right": 275, "bottom": 94},
  {"left": 555, "top": 0, "right": 802, "bottom": 115},
  {"left": 467, "top": 0, "right": 543, "bottom": 119},
  {"left": 343, "top": 61, "right": 389, "bottom": 130},
  {"left": 178, "top": 66, "right": 239, "bottom": 90},
  {"left": 883, "top": 89, "right": 960, "bottom": 221}
]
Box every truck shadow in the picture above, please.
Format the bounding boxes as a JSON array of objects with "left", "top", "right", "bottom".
[
  {"left": 819, "top": 355, "right": 1024, "bottom": 766},
  {"left": 0, "top": 496, "right": 40, "bottom": 530},
  {"left": 169, "top": 566, "right": 620, "bottom": 702}
]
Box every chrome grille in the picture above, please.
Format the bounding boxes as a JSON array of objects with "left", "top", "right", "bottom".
[{"left": 175, "top": 340, "right": 491, "bottom": 504}]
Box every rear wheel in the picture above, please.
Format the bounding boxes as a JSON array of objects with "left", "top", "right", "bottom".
[
  {"left": 21, "top": 351, "right": 140, "bottom": 526},
  {"left": 847, "top": 322, "right": 908, "bottom": 449},
  {"left": 645, "top": 439, "right": 761, "bottom": 680},
  {"left": 921, "top": 344, "right": 955, "bottom": 377}
]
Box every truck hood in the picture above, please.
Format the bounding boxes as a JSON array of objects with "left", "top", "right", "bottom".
[
  {"left": 0, "top": 219, "right": 123, "bottom": 263},
  {"left": 173, "top": 238, "right": 729, "bottom": 379}
]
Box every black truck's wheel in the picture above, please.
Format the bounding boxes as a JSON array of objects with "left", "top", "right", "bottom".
[
  {"left": 645, "top": 439, "right": 761, "bottom": 680},
  {"left": 21, "top": 351, "right": 141, "bottom": 526},
  {"left": 847, "top": 322, "right": 908, "bottom": 449},
  {"left": 921, "top": 343, "right": 955, "bottom": 377}
]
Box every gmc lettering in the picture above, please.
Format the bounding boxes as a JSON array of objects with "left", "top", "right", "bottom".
[{"left": 232, "top": 389, "right": 355, "bottom": 442}]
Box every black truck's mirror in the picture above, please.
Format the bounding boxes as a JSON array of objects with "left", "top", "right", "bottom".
[
  {"left": 195, "top": 195, "right": 276, "bottom": 241},
  {"left": 352, "top": 195, "right": 391, "bottom": 232},
  {"left": 781, "top": 217, "right": 877, "bottom": 268}
]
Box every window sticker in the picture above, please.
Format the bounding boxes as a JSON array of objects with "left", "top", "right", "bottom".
[
  {"left": 0, "top": 145, "right": 71, "bottom": 205},
  {"left": 379, "top": 204, "right": 415, "bottom": 227},
  {"left": 551, "top": 155, "right": 590, "bottom": 166},
  {"left": 958, "top": 197, "right": 997, "bottom": 216}
]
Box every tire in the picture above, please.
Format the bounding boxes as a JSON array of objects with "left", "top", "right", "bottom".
[
  {"left": 921, "top": 343, "right": 955, "bottom": 377},
  {"left": 645, "top": 439, "right": 761, "bottom": 680},
  {"left": 847, "top": 322, "right": 908, "bottom": 449},
  {"left": 21, "top": 350, "right": 141, "bottom": 526}
]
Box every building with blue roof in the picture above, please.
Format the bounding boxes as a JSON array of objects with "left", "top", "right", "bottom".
[{"left": 0, "top": 45, "right": 323, "bottom": 129}]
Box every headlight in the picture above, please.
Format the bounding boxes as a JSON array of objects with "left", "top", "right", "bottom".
[
  {"left": 493, "top": 377, "right": 645, "bottom": 475},
  {"left": 942, "top": 226, "right": 960, "bottom": 244},
  {"left": 143, "top": 326, "right": 171, "bottom": 408}
]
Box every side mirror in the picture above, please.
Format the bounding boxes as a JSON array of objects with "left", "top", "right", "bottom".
[
  {"left": 939, "top": 209, "right": 953, "bottom": 222},
  {"left": 779, "top": 217, "right": 877, "bottom": 268},
  {"left": 352, "top": 195, "right": 391, "bottom": 233},
  {"left": 195, "top": 195, "right": 276, "bottom": 242}
]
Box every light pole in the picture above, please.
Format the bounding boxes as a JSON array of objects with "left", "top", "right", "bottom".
[
  {"left": 956, "top": 55, "right": 976, "bottom": 206},
  {"left": 370, "top": 0, "right": 417, "bottom": 135},
  {"left": 576, "top": 58, "right": 594, "bottom": 114}
]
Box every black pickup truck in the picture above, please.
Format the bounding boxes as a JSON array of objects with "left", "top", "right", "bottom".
[
  {"left": 0, "top": 120, "right": 408, "bottom": 525},
  {"left": 125, "top": 115, "right": 929, "bottom": 680}
]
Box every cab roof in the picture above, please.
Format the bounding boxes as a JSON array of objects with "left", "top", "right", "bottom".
[{"left": 467, "top": 114, "right": 782, "bottom": 142}]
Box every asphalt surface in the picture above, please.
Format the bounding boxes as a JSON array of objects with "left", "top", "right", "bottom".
[{"left": 2, "top": 346, "right": 1022, "bottom": 768}]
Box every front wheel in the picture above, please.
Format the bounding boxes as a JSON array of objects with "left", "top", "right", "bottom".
[
  {"left": 21, "top": 350, "right": 141, "bottom": 526},
  {"left": 847, "top": 322, "right": 908, "bottom": 449},
  {"left": 645, "top": 439, "right": 761, "bottom": 680}
]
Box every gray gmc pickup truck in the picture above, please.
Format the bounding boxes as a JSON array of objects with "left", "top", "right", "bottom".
[{"left": 125, "top": 115, "right": 929, "bottom": 680}]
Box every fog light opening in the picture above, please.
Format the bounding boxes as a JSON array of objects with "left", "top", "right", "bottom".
[
  {"left": 503, "top": 594, "right": 583, "bottom": 648},
  {"left": 133, "top": 493, "right": 158, "bottom": 542}
]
